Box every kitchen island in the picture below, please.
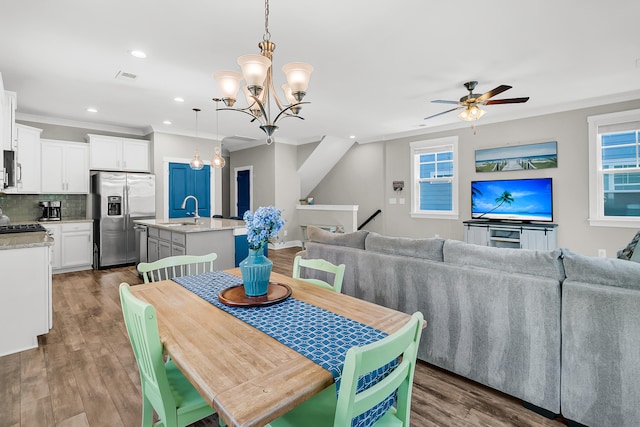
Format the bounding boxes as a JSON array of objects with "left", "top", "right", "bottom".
[
  {"left": 134, "top": 218, "right": 246, "bottom": 270},
  {"left": 0, "top": 231, "right": 53, "bottom": 356}
]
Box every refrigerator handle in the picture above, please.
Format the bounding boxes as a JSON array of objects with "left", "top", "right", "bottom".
[{"left": 123, "top": 184, "right": 128, "bottom": 231}]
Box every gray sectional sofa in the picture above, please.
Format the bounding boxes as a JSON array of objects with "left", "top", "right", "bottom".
[{"left": 300, "top": 226, "right": 640, "bottom": 427}]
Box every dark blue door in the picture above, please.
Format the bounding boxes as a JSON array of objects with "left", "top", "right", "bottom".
[
  {"left": 169, "top": 163, "right": 211, "bottom": 218},
  {"left": 237, "top": 169, "right": 250, "bottom": 218}
]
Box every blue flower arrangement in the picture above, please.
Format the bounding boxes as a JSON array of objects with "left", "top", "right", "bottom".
[{"left": 243, "top": 206, "right": 285, "bottom": 250}]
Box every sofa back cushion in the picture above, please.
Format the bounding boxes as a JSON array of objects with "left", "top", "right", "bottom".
[
  {"left": 443, "top": 239, "right": 565, "bottom": 281},
  {"left": 562, "top": 248, "right": 640, "bottom": 290},
  {"left": 365, "top": 232, "right": 445, "bottom": 262},
  {"left": 307, "top": 226, "right": 369, "bottom": 250}
]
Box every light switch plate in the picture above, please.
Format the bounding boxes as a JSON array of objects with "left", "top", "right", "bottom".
[{"left": 389, "top": 198, "right": 397, "bottom": 205}]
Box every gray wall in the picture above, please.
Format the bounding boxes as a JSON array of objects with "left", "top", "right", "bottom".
[
  {"left": 307, "top": 99, "right": 640, "bottom": 257},
  {"left": 307, "top": 141, "right": 386, "bottom": 234},
  {"left": 229, "top": 143, "right": 276, "bottom": 216}
]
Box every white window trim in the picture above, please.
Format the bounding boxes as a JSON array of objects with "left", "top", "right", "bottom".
[
  {"left": 588, "top": 108, "right": 640, "bottom": 228},
  {"left": 409, "top": 136, "right": 459, "bottom": 219}
]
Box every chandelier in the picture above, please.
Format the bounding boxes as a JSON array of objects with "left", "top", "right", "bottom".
[{"left": 213, "top": 0, "right": 313, "bottom": 145}]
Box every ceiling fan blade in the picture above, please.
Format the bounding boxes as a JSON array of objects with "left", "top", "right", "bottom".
[
  {"left": 484, "top": 97, "right": 530, "bottom": 105},
  {"left": 431, "top": 100, "right": 460, "bottom": 105},
  {"left": 476, "top": 85, "right": 512, "bottom": 102},
  {"left": 424, "top": 106, "right": 461, "bottom": 120}
]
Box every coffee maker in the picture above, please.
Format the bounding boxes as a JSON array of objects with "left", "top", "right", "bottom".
[{"left": 39, "top": 201, "right": 62, "bottom": 221}]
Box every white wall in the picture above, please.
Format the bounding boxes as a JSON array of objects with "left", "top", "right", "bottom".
[
  {"left": 274, "top": 143, "right": 302, "bottom": 243},
  {"left": 228, "top": 143, "right": 276, "bottom": 216},
  {"left": 307, "top": 99, "right": 640, "bottom": 257}
]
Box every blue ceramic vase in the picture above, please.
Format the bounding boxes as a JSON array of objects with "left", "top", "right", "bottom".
[{"left": 239, "top": 247, "right": 272, "bottom": 297}]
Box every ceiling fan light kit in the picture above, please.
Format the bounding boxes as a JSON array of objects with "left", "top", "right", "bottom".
[
  {"left": 213, "top": 0, "right": 313, "bottom": 145},
  {"left": 425, "top": 80, "right": 529, "bottom": 123}
]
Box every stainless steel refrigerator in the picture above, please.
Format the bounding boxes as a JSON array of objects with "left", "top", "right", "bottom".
[{"left": 92, "top": 172, "right": 156, "bottom": 268}]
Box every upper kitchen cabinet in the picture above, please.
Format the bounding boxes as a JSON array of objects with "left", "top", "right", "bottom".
[
  {"left": 87, "top": 134, "right": 150, "bottom": 172},
  {"left": 13, "top": 124, "right": 42, "bottom": 193},
  {"left": 1, "top": 91, "right": 17, "bottom": 151},
  {"left": 41, "top": 139, "right": 89, "bottom": 193}
]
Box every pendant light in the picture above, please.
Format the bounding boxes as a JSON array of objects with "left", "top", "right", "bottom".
[
  {"left": 211, "top": 99, "right": 226, "bottom": 168},
  {"left": 189, "top": 108, "right": 205, "bottom": 170}
]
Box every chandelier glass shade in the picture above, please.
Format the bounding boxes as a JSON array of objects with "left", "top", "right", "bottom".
[{"left": 213, "top": 0, "right": 313, "bottom": 144}]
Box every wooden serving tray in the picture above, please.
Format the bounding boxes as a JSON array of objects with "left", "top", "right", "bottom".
[{"left": 218, "top": 282, "right": 292, "bottom": 307}]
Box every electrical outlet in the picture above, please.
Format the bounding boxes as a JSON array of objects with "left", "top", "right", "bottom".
[
  {"left": 598, "top": 249, "right": 606, "bottom": 258},
  {"left": 283, "top": 230, "right": 288, "bottom": 237}
]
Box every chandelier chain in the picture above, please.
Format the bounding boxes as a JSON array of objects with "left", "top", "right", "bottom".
[{"left": 263, "top": 0, "right": 271, "bottom": 41}]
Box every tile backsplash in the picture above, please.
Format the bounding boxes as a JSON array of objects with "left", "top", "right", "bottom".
[{"left": 0, "top": 194, "right": 87, "bottom": 222}]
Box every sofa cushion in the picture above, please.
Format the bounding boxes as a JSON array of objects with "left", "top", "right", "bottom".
[
  {"left": 443, "top": 239, "right": 565, "bottom": 282},
  {"left": 365, "top": 232, "right": 444, "bottom": 262},
  {"left": 562, "top": 248, "right": 640, "bottom": 290},
  {"left": 306, "top": 226, "right": 369, "bottom": 249}
]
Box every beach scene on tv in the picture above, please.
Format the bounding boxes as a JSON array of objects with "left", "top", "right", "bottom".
[
  {"left": 475, "top": 141, "right": 557, "bottom": 172},
  {"left": 471, "top": 178, "right": 553, "bottom": 222}
]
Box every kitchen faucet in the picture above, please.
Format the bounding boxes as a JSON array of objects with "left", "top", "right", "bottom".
[{"left": 181, "top": 195, "right": 200, "bottom": 222}]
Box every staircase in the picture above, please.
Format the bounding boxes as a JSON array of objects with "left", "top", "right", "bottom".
[{"left": 298, "top": 135, "right": 355, "bottom": 197}]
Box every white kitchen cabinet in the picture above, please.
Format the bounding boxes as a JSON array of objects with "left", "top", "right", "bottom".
[
  {"left": 463, "top": 220, "right": 558, "bottom": 250},
  {"left": 41, "top": 139, "right": 89, "bottom": 193},
  {"left": 60, "top": 222, "right": 93, "bottom": 269},
  {"left": 0, "top": 244, "right": 51, "bottom": 357},
  {"left": 13, "top": 124, "right": 42, "bottom": 193},
  {"left": 87, "top": 134, "right": 150, "bottom": 172},
  {"left": 42, "top": 223, "right": 62, "bottom": 269},
  {"left": 43, "top": 221, "right": 93, "bottom": 273},
  {"left": 1, "top": 90, "right": 17, "bottom": 151}
]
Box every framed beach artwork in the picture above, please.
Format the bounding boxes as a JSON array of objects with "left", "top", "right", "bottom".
[{"left": 475, "top": 141, "right": 558, "bottom": 172}]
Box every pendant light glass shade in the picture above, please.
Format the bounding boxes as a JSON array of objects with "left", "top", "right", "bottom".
[
  {"left": 189, "top": 108, "right": 204, "bottom": 170},
  {"left": 211, "top": 146, "right": 226, "bottom": 169},
  {"left": 189, "top": 151, "right": 205, "bottom": 170}
]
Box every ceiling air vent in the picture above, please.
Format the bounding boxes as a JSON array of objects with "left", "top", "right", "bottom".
[{"left": 115, "top": 70, "right": 138, "bottom": 81}]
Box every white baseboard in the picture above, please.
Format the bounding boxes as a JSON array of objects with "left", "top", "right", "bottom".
[{"left": 269, "top": 240, "right": 303, "bottom": 250}]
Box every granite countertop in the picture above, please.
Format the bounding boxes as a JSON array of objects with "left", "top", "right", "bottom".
[
  {"left": 0, "top": 232, "right": 54, "bottom": 250},
  {"left": 135, "top": 217, "right": 246, "bottom": 233}
]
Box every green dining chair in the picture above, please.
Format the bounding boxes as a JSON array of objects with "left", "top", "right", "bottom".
[
  {"left": 119, "top": 283, "right": 218, "bottom": 427},
  {"left": 137, "top": 253, "right": 218, "bottom": 283},
  {"left": 266, "top": 311, "right": 424, "bottom": 427},
  {"left": 292, "top": 255, "right": 346, "bottom": 292}
]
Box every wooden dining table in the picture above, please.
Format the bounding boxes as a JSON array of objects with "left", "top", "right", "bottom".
[{"left": 131, "top": 268, "right": 413, "bottom": 427}]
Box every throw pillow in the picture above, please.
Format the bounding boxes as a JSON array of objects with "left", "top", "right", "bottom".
[{"left": 617, "top": 230, "right": 640, "bottom": 260}]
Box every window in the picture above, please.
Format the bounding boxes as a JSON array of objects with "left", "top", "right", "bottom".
[
  {"left": 410, "top": 136, "right": 458, "bottom": 219},
  {"left": 588, "top": 109, "right": 640, "bottom": 227}
]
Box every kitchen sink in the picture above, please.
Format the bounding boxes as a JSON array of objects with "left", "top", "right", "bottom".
[{"left": 158, "top": 221, "right": 200, "bottom": 227}]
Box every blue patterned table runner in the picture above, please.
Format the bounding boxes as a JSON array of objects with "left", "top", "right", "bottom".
[{"left": 172, "top": 271, "right": 395, "bottom": 427}]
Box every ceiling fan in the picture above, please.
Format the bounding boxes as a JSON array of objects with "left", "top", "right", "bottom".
[{"left": 424, "top": 81, "right": 529, "bottom": 122}]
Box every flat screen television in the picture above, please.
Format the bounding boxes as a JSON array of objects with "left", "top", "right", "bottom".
[{"left": 471, "top": 177, "right": 553, "bottom": 222}]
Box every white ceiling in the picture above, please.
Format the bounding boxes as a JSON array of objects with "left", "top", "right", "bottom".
[{"left": 1, "top": 0, "right": 640, "bottom": 149}]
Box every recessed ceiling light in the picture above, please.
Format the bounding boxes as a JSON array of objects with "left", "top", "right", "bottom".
[
  {"left": 87, "top": 108, "right": 98, "bottom": 113},
  {"left": 163, "top": 120, "right": 172, "bottom": 125},
  {"left": 130, "top": 50, "right": 147, "bottom": 59},
  {"left": 174, "top": 97, "right": 185, "bottom": 103},
  {"left": 349, "top": 135, "right": 356, "bottom": 139}
]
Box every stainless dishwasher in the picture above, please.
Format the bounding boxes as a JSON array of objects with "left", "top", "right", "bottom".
[{"left": 134, "top": 224, "right": 148, "bottom": 264}]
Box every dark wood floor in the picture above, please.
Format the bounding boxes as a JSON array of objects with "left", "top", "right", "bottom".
[{"left": 0, "top": 246, "right": 568, "bottom": 427}]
